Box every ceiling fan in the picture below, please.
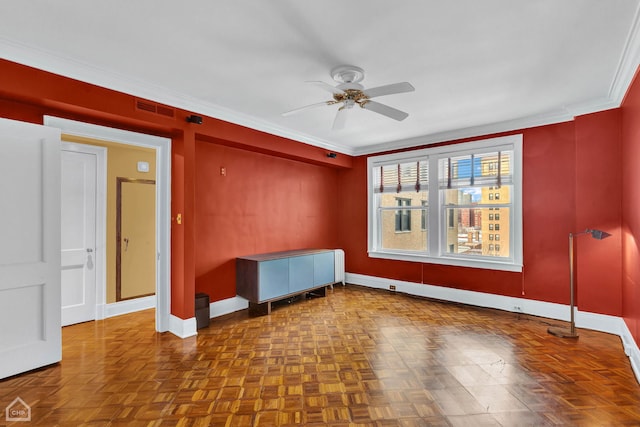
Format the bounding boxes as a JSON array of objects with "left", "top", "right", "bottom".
[{"left": 282, "top": 65, "right": 415, "bottom": 130}]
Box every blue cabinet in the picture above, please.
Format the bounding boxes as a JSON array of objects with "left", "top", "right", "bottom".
[
  {"left": 289, "top": 255, "right": 314, "bottom": 294},
  {"left": 314, "top": 251, "right": 335, "bottom": 286},
  {"left": 236, "top": 249, "right": 337, "bottom": 314},
  {"left": 258, "top": 259, "right": 289, "bottom": 301}
]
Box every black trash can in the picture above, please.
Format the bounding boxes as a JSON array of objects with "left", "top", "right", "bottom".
[{"left": 195, "top": 293, "right": 210, "bottom": 329}]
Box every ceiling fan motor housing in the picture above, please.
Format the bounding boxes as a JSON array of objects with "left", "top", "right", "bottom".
[{"left": 331, "top": 65, "right": 365, "bottom": 84}]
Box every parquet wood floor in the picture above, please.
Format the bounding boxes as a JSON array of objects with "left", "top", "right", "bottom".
[{"left": 2, "top": 285, "right": 640, "bottom": 426}]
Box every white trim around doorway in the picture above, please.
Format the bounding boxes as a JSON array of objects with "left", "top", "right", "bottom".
[{"left": 44, "top": 116, "right": 172, "bottom": 334}]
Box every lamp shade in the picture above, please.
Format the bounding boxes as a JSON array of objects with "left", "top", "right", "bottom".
[{"left": 588, "top": 229, "right": 610, "bottom": 240}]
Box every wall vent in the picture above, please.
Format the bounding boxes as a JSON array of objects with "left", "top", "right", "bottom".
[{"left": 135, "top": 99, "right": 175, "bottom": 118}]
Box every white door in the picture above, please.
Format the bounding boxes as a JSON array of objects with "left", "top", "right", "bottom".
[
  {"left": 0, "top": 117, "right": 61, "bottom": 379},
  {"left": 61, "top": 148, "right": 97, "bottom": 326}
]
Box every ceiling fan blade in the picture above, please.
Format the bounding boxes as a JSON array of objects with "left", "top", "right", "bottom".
[
  {"left": 361, "top": 100, "right": 409, "bottom": 121},
  {"left": 332, "top": 106, "right": 348, "bottom": 130},
  {"left": 363, "top": 82, "right": 415, "bottom": 98},
  {"left": 307, "top": 81, "right": 345, "bottom": 95},
  {"left": 282, "top": 101, "right": 332, "bottom": 117}
]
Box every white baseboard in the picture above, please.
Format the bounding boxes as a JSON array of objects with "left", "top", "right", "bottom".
[
  {"left": 169, "top": 314, "right": 197, "bottom": 338},
  {"left": 104, "top": 295, "right": 155, "bottom": 319},
  {"left": 346, "top": 272, "right": 640, "bottom": 384},
  {"left": 167, "top": 296, "right": 248, "bottom": 338},
  {"left": 209, "top": 296, "right": 249, "bottom": 318},
  {"left": 621, "top": 322, "right": 640, "bottom": 381}
]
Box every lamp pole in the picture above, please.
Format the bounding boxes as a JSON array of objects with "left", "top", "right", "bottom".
[{"left": 547, "top": 228, "right": 610, "bottom": 339}]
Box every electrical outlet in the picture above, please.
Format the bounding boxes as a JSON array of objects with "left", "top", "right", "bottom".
[
  {"left": 513, "top": 305, "right": 522, "bottom": 312},
  {"left": 389, "top": 285, "right": 396, "bottom": 291}
]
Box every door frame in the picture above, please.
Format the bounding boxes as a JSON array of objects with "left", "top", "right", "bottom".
[
  {"left": 45, "top": 116, "right": 171, "bottom": 333},
  {"left": 61, "top": 142, "right": 107, "bottom": 322}
]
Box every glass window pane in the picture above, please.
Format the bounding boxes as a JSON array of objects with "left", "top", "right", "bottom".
[
  {"left": 438, "top": 150, "right": 513, "bottom": 189},
  {"left": 443, "top": 186, "right": 511, "bottom": 206},
  {"left": 380, "top": 209, "right": 428, "bottom": 251},
  {"left": 379, "top": 191, "right": 427, "bottom": 207},
  {"left": 443, "top": 206, "right": 510, "bottom": 258}
]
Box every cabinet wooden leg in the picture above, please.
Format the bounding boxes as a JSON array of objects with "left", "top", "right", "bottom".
[{"left": 248, "top": 301, "right": 270, "bottom": 316}]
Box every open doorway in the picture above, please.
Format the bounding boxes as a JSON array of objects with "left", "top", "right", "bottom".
[{"left": 45, "top": 116, "right": 171, "bottom": 333}]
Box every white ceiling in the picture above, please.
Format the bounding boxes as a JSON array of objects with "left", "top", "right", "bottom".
[{"left": 1, "top": 1, "right": 639, "bottom": 155}]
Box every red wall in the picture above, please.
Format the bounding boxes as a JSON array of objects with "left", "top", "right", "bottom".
[
  {"left": 622, "top": 69, "right": 640, "bottom": 345},
  {"left": 194, "top": 141, "right": 340, "bottom": 301},
  {"left": 575, "top": 110, "right": 622, "bottom": 315},
  {"left": 338, "top": 116, "right": 623, "bottom": 314}
]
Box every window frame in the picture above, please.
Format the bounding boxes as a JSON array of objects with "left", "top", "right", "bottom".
[{"left": 367, "top": 134, "right": 523, "bottom": 272}]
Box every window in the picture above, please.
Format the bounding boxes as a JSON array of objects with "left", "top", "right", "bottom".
[
  {"left": 395, "top": 198, "right": 411, "bottom": 232},
  {"left": 368, "top": 134, "right": 522, "bottom": 272},
  {"left": 421, "top": 201, "right": 428, "bottom": 230}
]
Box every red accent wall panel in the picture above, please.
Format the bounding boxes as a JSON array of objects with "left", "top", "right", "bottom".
[
  {"left": 194, "top": 140, "right": 341, "bottom": 302},
  {"left": 621, "top": 67, "right": 640, "bottom": 345},
  {"left": 575, "top": 110, "right": 622, "bottom": 316},
  {"left": 520, "top": 123, "right": 577, "bottom": 302},
  {"left": 171, "top": 148, "right": 187, "bottom": 318}
]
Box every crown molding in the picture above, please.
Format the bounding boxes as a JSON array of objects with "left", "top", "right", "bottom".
[
  {"left": 354, "top": 93, "right": 625, "bottom": 156},
  {"left": 352, "top": 109, "right": 575, "bottom": 156},
  {"left": 609, "top": 1, "right": 640, "bottom": 105}
]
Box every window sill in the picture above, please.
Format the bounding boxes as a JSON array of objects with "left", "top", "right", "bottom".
[{"left": 368, "top": 250, "right": 523, "bottom": 272}]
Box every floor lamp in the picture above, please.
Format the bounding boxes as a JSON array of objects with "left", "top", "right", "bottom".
[{"left": 548, "top": 228, "right": 611, "bottom": 339}]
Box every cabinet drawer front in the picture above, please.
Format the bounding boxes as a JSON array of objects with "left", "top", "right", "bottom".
[
  {"left": 314, "top": 251, "right": 335, "bottom": 285},
  {"left": 258, "top": 259, "right": 289, "bottom": 301},
  {"left": 289, "top": 255, "right": 314, "bottom": 293}
]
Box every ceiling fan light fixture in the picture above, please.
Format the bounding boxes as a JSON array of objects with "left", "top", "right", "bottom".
[{"left": 282, "top": 65, "right": 414, "bottom": 127}]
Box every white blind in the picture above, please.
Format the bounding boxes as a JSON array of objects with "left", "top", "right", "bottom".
[
  {"left": 438, "top": 150, "right": 512, "bottom": 189},
  {"left": 373, "top": 160, "right": 428, "bottom": 193}
]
